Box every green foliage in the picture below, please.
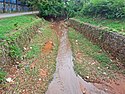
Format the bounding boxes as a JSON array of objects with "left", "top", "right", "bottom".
[
  {"left": 26, "top": 45, "right": 40, "bottom": 59},
  {"left": 0, "top": 15, "right": 37, "bottom": 40},
  {"left": 38, "top": 0, "right": 84, "bottom": 18},
  {"left": 25, "top": 65, "right": 31, "bottom": 75},
  {"left": 9, "top": 44, "right": 22, "bottom": 60},
  {"left": 83, "top": 0, "right": 125, "bottom": 19},
  {"left": 0, "top": 16, "right": 42, "bottom": 64},
  {"left": 69, "top": 28, "right": 112, "bottom": 65},
  {"left": 0, "top": 69, "right": 7, "bottom": 83},
  {"left": 38, "top": 0, "right": 65, "bottom": 17},
  {"left": 65, "top": 0, "right": 85, "bottom": 17},
  {"left": 68, "top": 28, "right": 120, "bottom": 80},
  {"left": 75, "top": 16, "right": 125, "bottom": 34}
]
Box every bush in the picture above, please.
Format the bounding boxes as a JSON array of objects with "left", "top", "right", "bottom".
[
  {"left": 38, "top": 0, "right": 65, "bottom": 18},
  {"left": 65, "top": 0, "right": 84, "bottom": 17},
  {"left": 38, "top": 0, "right": 84, "bottom": 18},
  {"left": 83, "top": 0, "right": 125, "bottom": 19}
]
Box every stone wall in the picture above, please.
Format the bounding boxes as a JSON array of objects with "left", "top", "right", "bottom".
[{"left": 69, "top": 18, "right": 125, "bottom": 64}]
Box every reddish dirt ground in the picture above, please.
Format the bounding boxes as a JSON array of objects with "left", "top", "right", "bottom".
[
  {"left": 96, "top": 74, "right": 125, "bottom": 94},
  {"left": 75, "top": 50, "right": 125, "bottom": 94},
  {"left": 42, "top": 41, "right": 53, "bottom": 54}
]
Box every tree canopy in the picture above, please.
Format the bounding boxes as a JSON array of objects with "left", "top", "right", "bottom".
[{"left": 26, "top": 0, "right": 84, "bottom": 18}]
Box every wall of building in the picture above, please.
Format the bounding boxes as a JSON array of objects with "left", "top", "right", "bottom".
[{"left": 0, "top": 0, "right": 30, "bottom": 13}]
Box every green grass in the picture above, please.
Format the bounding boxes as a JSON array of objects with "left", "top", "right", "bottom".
[
  {"left": 0, "top": 15, "right": 38, "bottom": 39},
  {"left": 2, "top": 21, "right": 59, "bottom": 94},
  {"left": 68, "top": 28, "right": 124, "bottom": 81},
  {"left": 26, "top": 45, "right": 41, "bottom": 59},
  {"left": 0, "top": 68, "right": 7, "bottom": 83},
  {"left": 69, "top": 28, "right": 111, "bottom": 66},
  {"left": 75, "top": 16, "right": 125, "bottom": 35}
]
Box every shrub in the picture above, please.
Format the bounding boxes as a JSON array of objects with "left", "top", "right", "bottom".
[
  {"left": 83, "top": 0, "right": 125, "bottom": 19},
  {"left": 38, "top": 0, "right": 65, "bottom": 18},
  {"left": 38, "top": 0, "right": 84, "bottom": 18},
  {"left": 65, "top": 0, "right": 84, "bottom": 17}
]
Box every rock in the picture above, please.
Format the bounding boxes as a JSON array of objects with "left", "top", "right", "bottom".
[
  {"left": 76, "top": 40, "right": 78, "bottom": 42},
  {"left": 103, "top": 72, "right": 107, "bottom": 75},
  {"left": 98, "top": 67, "right": 100, "bottom": 69},
  {"left": 6, "top": 77, "right": 14, "bottom": 83},
  {"left": 23, "top": 47, "right": 27, "bottom": 50},
  {"left": 39, "top": 78, "right": 42, "bottom": 81},
  {"left": 16, "top": 62, "right": 20, "bottom": 64},
  {"left": 30, "top": 47, "right": 32, "bottom": 49},
  {"left": 86, "top": 76, "right": 89, "bottom": 79}
]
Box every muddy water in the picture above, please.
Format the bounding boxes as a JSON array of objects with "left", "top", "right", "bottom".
[{"left": 46, "top": 22, "right": 107, "bottom": 94}]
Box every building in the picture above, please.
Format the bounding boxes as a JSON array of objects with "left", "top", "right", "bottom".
[{"left": 0, "top": 0, "right": 30, "bottom": 13}]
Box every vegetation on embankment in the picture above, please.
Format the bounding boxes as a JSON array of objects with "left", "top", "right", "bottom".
[
  {"left": 68, "top": 28, "right": 125, "bottom": 82},
  {"left": 0, "top": 15, "right": 39, "bottom": 40},
  {"left": 72, "top": 0, "right": 125, "bottom": 35},
  {"left": 0, "top": 68, "right": 7, "bottom": 83},
  {"left": 37, "top": 0, "right": 84, "bottom": 18},
  {"left": 0, "top": 15, "right": 43, "bottom": 83},
  {"left": 69, "top": 18, "right": 125, "bottom": 65},
  {"left": 0, "top": 15, "right": 43, "bottom": 64},
  {"left": 75, "top": 16, "right": 125, "bottom": 35},
  {"left": 82, "top": 0, "right": 125, "bottom": 19},
  {"left": 1, "top": 21, "right": 59, "bottom": 94}
]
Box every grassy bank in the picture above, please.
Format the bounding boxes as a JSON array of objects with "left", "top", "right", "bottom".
[
  {"left": 1, "top": 21, "right": 59, "bottom": 94},
  {"left": 0, "top": 15, "right": 42, "bottom": 63},
  {"left": 75, "top": 16, "right": 125, "bottom": 35},
  {"left": 68, "top": 28, "right": 125, "bottom": 82},
  {"left": 0, "top": 15, "right": 38, "bottom": 39},
  {"left": 0, "top": 15, "right": 43, "bottom": 84}
]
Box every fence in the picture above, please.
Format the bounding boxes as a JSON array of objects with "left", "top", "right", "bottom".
[{"left": 0, "top": 0, "right": 32, "bottom": 13}]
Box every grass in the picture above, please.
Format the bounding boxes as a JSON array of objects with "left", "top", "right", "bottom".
[
  {"left": 1, "top": 21, "right": 59, "bottom": 94},
  {"left": 68, "top": 28, "right": 124, "bottom": 82},
  {"left": 69, "top": 28, "right": 111, "bottom": 65},
  {"left": 0, "top": 15, "right": 38, "bottom": 39},
  {"left": 0, "top": 68, "right": 7, "bottom": 83},
  {"left": 75, "top": 16, "right": 125, "bottom": 35},
  {"left": 26, "top": 45, "right": 41, "bottom": 59}
]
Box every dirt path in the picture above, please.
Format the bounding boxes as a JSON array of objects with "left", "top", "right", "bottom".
[{"left": 46, "top": 21, "right": 107, "bottom": 94}]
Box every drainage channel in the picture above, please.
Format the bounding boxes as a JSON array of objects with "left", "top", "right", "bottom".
[{"left": 46, "top": 21, "right": 107, "bottom": 94}]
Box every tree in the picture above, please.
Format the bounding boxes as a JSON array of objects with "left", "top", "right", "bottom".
[{"left": 26, "top": 0, "right": 84, "bottom": 18}]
